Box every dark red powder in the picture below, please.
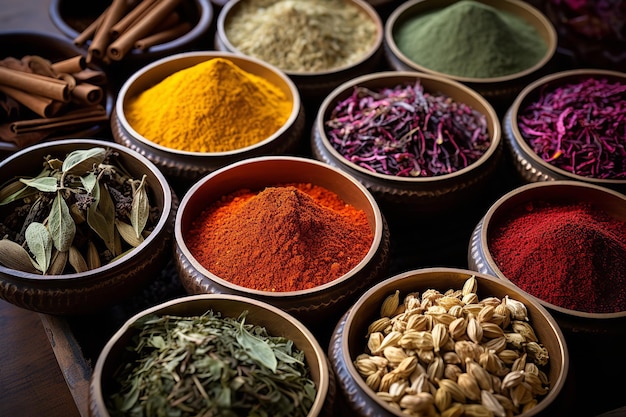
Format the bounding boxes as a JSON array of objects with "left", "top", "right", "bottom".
[{"left": 488, "top": 201, "right": 626, "bottom": 313}]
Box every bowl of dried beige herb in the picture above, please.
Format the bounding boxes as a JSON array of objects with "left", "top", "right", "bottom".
[
  {"left": 89, "top": 293, "right": 336, "bottom": 417},
  {"left": 328, "top": 267, "right": 569, "bottom": 417},
  {"left": 0, "top": 138, "right": 177, "bottom": 314}
]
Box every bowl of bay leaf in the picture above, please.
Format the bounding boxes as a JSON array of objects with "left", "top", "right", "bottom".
[
  {"left": 0, "top": 138, "right": 177, "bottom": 315},
  {"left": 89, "top": 293, "right": 335, "bottom": 417}
]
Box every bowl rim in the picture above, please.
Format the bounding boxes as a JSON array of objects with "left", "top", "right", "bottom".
[
  {"left": 0, "top": 138, "right": 173, "bottom": 282},
  {"left": 174, "top": 155, "right": 386, "bottom": 297},
  {"left": 384, "top": 0, "right": 558, "bottom": 83},
  {"left": 48, "top": 0, "right": 214, "bottom": 56},
  {"left": 507, "top": 68, "right": 626, "bottom": 185},
  {"left": 115, "top": 50, "right": 303, "bottom": 156},
  {"left": 480, "top": 179, "right": 626, "bottom": 319},
  {"left": 216, "top": 0, "right": 384, "bottom": 76},
  {"left": 315, "top": 70, "right": 502, "bottom": 183},
  {"left": 340, "top": 266, "right": 569, "bottom": 417},
  {"left": 90, "top": 293, "right": 331, "bottom": 416}
]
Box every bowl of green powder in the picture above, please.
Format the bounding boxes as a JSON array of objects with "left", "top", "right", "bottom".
[
  {"left": 111, "top": 51, "right": 305, "bottom": 191},
  {"left": 90, "top": 293, "right": 336, "bottom": 417},
  {"left": 385, "top": 0, "right": 557, "bottom": 111}
]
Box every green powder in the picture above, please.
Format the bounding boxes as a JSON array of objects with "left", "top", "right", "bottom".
[{"left": 393, "top": 0, "right": 548, "bottom": 78}]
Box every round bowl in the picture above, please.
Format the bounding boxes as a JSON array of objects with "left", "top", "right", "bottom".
[
  {"left": 384, "top": 0, "right": 557, "bottom": 111},
  {"left": 48, "top": 0, "right": 213, "bottom": 86},
  {"left": 0, "top": 31, "right": 113, "bottom": 157},
  {"left": 112, "top": 51, "right": 306, "bottom": 189},
  {"left": 311, "top": 70, "right": 503, "bottom": 219},
  {"left": 469, "top": 180, "right": 626, "bottom": 334},
  {"left": 89, "top": 293, "right": 335, "bottom": 417},
  {"left": 215, "top": 0, "right": 384, "bottom": 104},
  {"left": 328, "top": 267, "right": 569, "bottom": 417},
  {"left": 0, "top": 139, "right": 176, "bottom": 315},
  {"left": 174, "top": 156, "right": 390, "bottom": 328},
  {"left": 503, "top": 68, "right": 626, "bottom": 193}
]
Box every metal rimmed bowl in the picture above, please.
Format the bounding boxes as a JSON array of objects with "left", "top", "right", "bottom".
[
  {"left": 111, "top": 51, "right": 306, "bottom": 190},
  {"left": 328, "top": 267, "right": 569, "bottom": 417},
  {"left": 384, "top": 0, "right": 557, "bottom": 111},
  {"left": 89, "top": 293, "right": 336, "bottom": 417},
  {"left": 215, "top": 0, "right": 384, "bottom": 104},
  {"left": 0, "top": 139, "right": 176, "bottom": 315},
  {"left": 503, "top": 68, "right": 626, "bottom": 193},
  {"left": 174, "top": 156, "right": 390, "bottom": 328}
]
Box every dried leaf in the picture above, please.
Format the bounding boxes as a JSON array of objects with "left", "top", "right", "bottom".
[
  {"left": 80, "top": 172, "right": 98, "bottom": 194},
  {"left": 87, "top": 182, "right": 117, "bottom": 255},
  {"left": 25, "top": 222, "right": 53, "bottom": 273},
  {"left": 130, "top": 175, "right": 149, "bottom": 239},
  {"left": 48, "top": 191, "right": 76, "bottom": 252},
  {"left": 62, "top": 147, "right": 107, "bottom": 175},
  {"left": 0, "top": 239, "right": 40, "bottom": 273},
  {"left": 19, "top": 176, "right": 58, "bottom": 193},
  {"left": 236, "top": 319, "right": 278, "bottom": 373}
]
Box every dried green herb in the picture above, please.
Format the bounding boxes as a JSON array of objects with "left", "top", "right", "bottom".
[
  {"left": 0, "top": 147, "right": 159, "bottom": 274},
  {"left": 108, "top": 310, "right": 317, "bottom": 417}
]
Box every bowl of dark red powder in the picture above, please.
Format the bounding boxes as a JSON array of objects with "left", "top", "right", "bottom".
[
  {"left": 469, "top": 180, "right": 626, "bottom": 334},
  {"left": 174, "top": 156, "right": 390, "bottom": 327}
]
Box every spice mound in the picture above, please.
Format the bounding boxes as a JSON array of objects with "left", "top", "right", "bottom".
[
  {"left": 186, "top": 183, "right": 373, "bottom": 292},
  {"left": 224, "top": 0, "right": 378, "bottom": 72},
  {"left": 126, "top": 57, "right": 293, "bottom": 152},
  {"left": 355, "top": 276, "right": 552, "bottom": 416},
  {"left": 107, "top": 311, "right": 316, "bottom": 417},
  {"left": 517, "top": 76, "right": 626, "bottom": 179},
  {"left": 324, "top": 81, "right": 491, "bottom": 177},
  {"left": 394, "top": 0, "right": 548, "bottom": 79},
  {"left": 488, "top": 201, "right": 626, "bottom": 313}
]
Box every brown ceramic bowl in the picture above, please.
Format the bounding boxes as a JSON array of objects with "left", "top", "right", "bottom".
[
  {"left": 468, "top": 180, "right": 626, "bottom": 335},
  {"left": 112, "top": 51, "right": 305, "bottom": 189},
  {"left": 384, "top": 0, "right": 557, "bottom": 111},
  {"left": 0, "top": 139, "right": 176, "bottom": 315},
  {"left": 503, "top": 68, "right": 626, "bottom": 193},
  {"left": 311, "top": 71, "right": 503, "bottom": 219},
  {"left": 215, "top": 0, "right": 384, "bottom": 104},
  {"left": 89, "top": 293, "right": 336, "bottom": 417},
  {"left": 328, "top": 267, "right": 569, "bottom": 417},
  {"left": 174, "top": 156, "right": 390, "bottom": 327},
  {"left": 0, "top": 31, "right": 113, "bottom": 157}
]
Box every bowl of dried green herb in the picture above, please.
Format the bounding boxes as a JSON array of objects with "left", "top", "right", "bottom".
[
  {"left": 384, "top": 0, "right": 558, "bottom": 111},
  {"left": 328, "top": 267, "right": 570, "bottom": 417},
  {"left": 215, "top": 0, "right": 384, "bottom": 104},
  {"left": 90, "top": 293, "right": 336, "bottom": 417},
  {"left": 0, "top": 138, "right": 177, "bottom": 315},
  {"left": 503, "top": 68, "right": 626, "bottom": 193},
  {"left": 174, "top": 155, "right": 391, "bottom": 330}
]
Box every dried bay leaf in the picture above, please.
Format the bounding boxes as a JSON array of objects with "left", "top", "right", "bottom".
[
  {"left": 62, "top": 147, "right": 106, "bottom": 175},
  {"left": 48, "top": 191, "right": 76, "bottom": 252},
  {"left": 19, "top": 176, "right": 58, "bottom": 193},
  {"left": 0, "top": 238, "right": 40, "bottom": 273},
  {"left": 87, "top": 182, "right": 117, "bottom": 255},
  {"left": 80, "top": 172, "right": 97, "bottom": 194},
  {"left": 25, "top": 222, "right": 53, "bottom": 273},
  {"left": 131, "top": 174, "right": 149, "bottom": 239}
]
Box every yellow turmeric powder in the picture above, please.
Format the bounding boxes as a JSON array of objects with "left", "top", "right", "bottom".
[{"left": 125, "top": 57, "right": 293, "bottom": 152}]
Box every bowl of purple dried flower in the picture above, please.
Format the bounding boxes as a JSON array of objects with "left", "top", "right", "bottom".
[
  {"left": 311, "top": 71, "right": 503, "bottom": 220},
  {"left": 503, "top": 68, "right": 626, "bottom": 193}
]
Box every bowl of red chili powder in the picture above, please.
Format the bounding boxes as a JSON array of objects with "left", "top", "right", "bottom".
[
  {"left": 469, "top": 180, "right": 626, "bottom": 333},
  {"left": 174, "top": 156, "right": 391, "bottom": 327},
  {"left": 504, "top": 68, "right": 626, "bottom": 193}
]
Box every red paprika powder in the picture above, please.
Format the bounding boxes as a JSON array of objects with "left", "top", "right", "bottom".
[
  {"left": 185, "top": 183, "right": 373, "bottom": 292},
  {"left": 488, "top": 201, "right": 626, "bottom": 313}
]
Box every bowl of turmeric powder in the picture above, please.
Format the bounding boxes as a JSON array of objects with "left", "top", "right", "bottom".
[
  {"left": 174, "top": 156, "right": 391, "bottom": 329},
  {"left": 112, "top": 51, "right": 306, "bottom": 190}
]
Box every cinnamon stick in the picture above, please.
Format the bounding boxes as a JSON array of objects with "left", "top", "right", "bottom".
[
  {"left": 90, "top": 0, "right": 131, "bottom": 59},
  {"left": 51, "top": 56, "right": 87, "bottom": 74},
  {"left": 71, "top": 83, "right": 104, "bottom": 106},
  {"left": 111, "top": 0, "right": 157, "bottom": 38},
  {"left": 0, "top": 85, "right": 64, "bottom": 118},
  {"left": 107, "top": 0, "right": 182, "bottom": 61},
  {"left": 73, "top": 6, "right": 109, "bottom": 47},
  {"left": 135, "top": 22, "right": 191, "bottom": 50},
  {"left": 9, "top": 106, "right": 107, "bottom": 134},
  {"left": 0, "top": 66, "right": 69, "bottom": 103}
]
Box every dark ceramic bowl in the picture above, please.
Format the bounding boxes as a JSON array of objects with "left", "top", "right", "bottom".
[
  {"left": 112, "top": 51, "right": 305, "bottom": 189},
  {"left": 48, "top": 0, "right": 213, "bottom": 86},
  {"left": 0, "top": 31, "right": 113, "bottom": 157},
  {"left": 89, "top": 294, "right": 336, "bottom": 417},
  {"left": 503, "top": 68, "right": 626, "bottom": 193},
  {"left": 215, "top": 0, "right": 384, "bottom": 104},
  {"left": 468, "top": 180, "right": 626, "bottom": 335},
  {"left": 0, "top": 139, "right": 176, "bottom": 315},
  {"left": 384, "top": 0, "right": 557, "bottom": 111},
  {"left": 328, "top": 267, "right": 569, "bottom": 417},
  {"left": 174, "top": 156, "right": 390, "bottom": 327}
]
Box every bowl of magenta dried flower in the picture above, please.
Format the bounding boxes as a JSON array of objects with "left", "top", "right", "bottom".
[
  {"left": 328, "top": 267, "right": 569, "bottom": 417},
  {"left": 174, "top": 155, "right": 390, "bottom": 329},
  {"left": 503, "top": 68, "right": 626, "bottom": 193},
  {"left": 90, "top": 293, "right": 335, "bottom": 417},
  {"left": 0, "top": 138, "right": 176, "bottom": 314}
]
